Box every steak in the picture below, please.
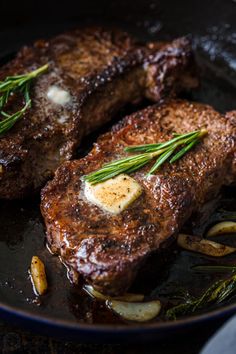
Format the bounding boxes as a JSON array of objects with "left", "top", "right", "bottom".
[
  {"left": 0, "top": 27, "right": 196, "bottom": 199},
  {"left": 41, "top": 99, "right": 236, "bottom": 295}
]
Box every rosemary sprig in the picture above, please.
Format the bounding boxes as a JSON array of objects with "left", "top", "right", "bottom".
[
  {"left": 166, "top": 273, "right": 236, "bottom": 320},
  {"left": 193, "top": 265, "right": 236, "bottom": 273},
  {"left": 85, "top": 129, "right": 207, "bottom": 185},
  {"left": 216, "top": 210, "right": 236, "bottom": 221},
  {"left": 0, "top": 64, "right": 48, "bottom": 135}
]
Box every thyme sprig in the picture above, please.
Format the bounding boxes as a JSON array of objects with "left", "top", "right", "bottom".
[
  {"left": 85, "top": 129, "right": 207, "bottom": 185},
  {"left": 0, "top": 64, "right": 48, "bottom": 135}
]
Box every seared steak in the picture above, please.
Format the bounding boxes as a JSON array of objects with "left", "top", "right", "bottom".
[
  {"left": 0, "top": 28, "right": 196, "bottom": 199},
  {"left": 41, "top": 100, "right": 236, "bottom": 295}
]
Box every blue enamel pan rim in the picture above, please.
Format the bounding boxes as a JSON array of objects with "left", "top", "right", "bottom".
[{"left": 0, "top": 297, "right": 236, "bottom": 338}]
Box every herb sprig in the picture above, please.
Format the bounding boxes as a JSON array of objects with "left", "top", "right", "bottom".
[
  {"left": 166, "top": 273, "right": 236, "bottom": 320},
  {"left": 85, "top": 129, "right": 207, "bottom": 185},
  {"left": 0, "top": 64, "right": 48, "bottom": 135},
  {"left": 193, "top": 264, "right": 236, "bottom": 273}
]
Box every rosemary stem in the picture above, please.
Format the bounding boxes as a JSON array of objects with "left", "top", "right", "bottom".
[
  {"left": 0, "top": 64, "right": 48, "bottom": 135},
  {"left": 84, "top": 129, "right": 208, "bottom": 185},
  {"left": 28, "top": 64, "right": 49, "bottom": 79}
]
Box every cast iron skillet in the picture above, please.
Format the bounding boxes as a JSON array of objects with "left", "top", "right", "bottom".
[{"left": 1, "top": 0, "right": 236, "bottom": 343}]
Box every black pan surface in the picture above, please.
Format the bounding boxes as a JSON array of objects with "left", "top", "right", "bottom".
[{"left": 1, "top": 0, "right": 236, "bottom": 342}]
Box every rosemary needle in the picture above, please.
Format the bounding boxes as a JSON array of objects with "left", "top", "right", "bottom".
[
  {"left": 85, "top": 129, "right": 208, "bottom": 185},
  {"left": 0, "top": 64, "right": 48, "bottom": 135}
]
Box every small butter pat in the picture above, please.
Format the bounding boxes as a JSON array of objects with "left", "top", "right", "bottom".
[
  {"left": 47, "top": 86, "right": 71, "bottom": 106},
  {"left": 84, "top": 174, "right": 142, "bottom": 214}
]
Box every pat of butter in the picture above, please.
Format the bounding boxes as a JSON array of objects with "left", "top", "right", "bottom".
[
  {"left": 47, "top": 86, "right": 71, "bottom": 106},
  {"left": 84, "top": 174, "right": 142, "bottom": 214}
]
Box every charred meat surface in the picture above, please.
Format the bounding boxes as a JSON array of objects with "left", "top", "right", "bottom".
[
  {"left": 0, "top": 27, "right": 196, "bottom": 199},
  {"left": 41, "top": 99, "right": 236, "bottom": 295}
]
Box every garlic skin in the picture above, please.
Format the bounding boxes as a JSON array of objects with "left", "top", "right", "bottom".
[
  {"left": 30, "top": 256, "right": 48, "bottom": 295},
  {"left": 177, "top": 233, "right": 236, "bottom": 257},
  {"left": 206, "top": 221, "right": 236, "bottom": 237},
  {"left": 107, "top": 299, "right": 161, "bottom": 322},
  {"left": 84, "top": 285, "right": 144, "bottom": 302}
]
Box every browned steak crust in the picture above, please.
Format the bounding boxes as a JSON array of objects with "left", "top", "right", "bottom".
[
  {"left": 41, "top": 99, "right": 236, "bottom": 295},
  {"left": 0, "top": 27, "right": 196, "bottom": 199}
]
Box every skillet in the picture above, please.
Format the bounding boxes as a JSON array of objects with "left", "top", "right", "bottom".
[{"left": 1, "top": 0, "right": 236, "bottom": 343}]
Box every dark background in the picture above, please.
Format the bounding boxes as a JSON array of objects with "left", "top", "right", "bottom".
[
  {"left": 1, "top": 0, "right": 236, "bottom": 51},
  {"left": 1, "top": 0, "right": 236, "bottom": 353}
]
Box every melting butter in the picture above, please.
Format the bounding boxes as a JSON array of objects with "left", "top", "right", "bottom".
[
  {"left": 47, "top": 86, "right": 71, "bottom": 106},
  {"left": 84, "top": 174, "right": 142, "bottom": 214}
]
